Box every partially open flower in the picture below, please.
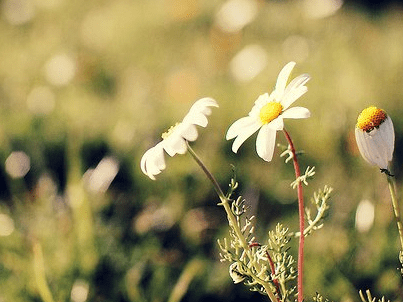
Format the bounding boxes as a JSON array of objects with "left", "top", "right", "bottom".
[
  {"left": 355, "top": 106, "right": 394, "bottom": 171},
  {"left": 141, "top": 97, "right": 218, "bottom": 180}
]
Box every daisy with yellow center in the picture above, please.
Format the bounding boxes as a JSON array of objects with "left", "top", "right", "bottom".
[
  {"left": 355, "top": 106, "right": 394, "bottom": 171},
  {"left": 141, "top": 97, "right": 218, "bottom": 180},
  {"left": 226, "top": 61, "right": 311, "bottom": 162}
]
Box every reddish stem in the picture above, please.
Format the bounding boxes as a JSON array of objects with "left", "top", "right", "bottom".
[
  {"left": 266, "top": 251, "right": 281, "bottom": 302},
  {"left": 283, "top": 129, "right": 305, "bottom": 302},
  {"left": 249, "top": 242, "right": 281, "bottom": 301}
]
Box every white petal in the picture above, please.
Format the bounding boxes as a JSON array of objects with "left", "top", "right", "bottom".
[
  {"left": 274, "top": 61, "right": 296, "bottom": 100},
  {"left": 380, "top": 116, "right": 395, "bottom": 161},
  {"left": 229, "top": 121, "right": 261, "bottom": 153},
  {"left": 281, "top": 74, "right": 310, "bottom": 109},
  {"left": 355, "top": 128, "right": 389, "bottom": 169},
  {"left": 180, "top": 123, "right": 199, "bottom": 142},
  {"left": 285, "top": 74, "right": 310, "bottom": 95},
  {"left": 267, "top": 116, "right": 284, "bottom": 130},
  {"left": 183, "top": 112, "right": 209, "bottom": 127},
  {"left": 140, "top": 144, "right": 166, "bottom": 180},
  {"left": 256, "top": 125, "right": 277, "bottom": 162},
  {"left": 163, "top": 133, "right": 187, "bottom": 156},
  {"left": 355, "top": 128, "right": 374, "bottom": 166},
  {"left": 253, "top": 92, "right": 271, "bottom": 107},
  {"left": 281, "top": 107, "right": 311, "bottom": 119},
  {"left": 187, "top": 97, "right": 218, "bottom": 116},
  {"left": 192, "top": 97, "right": 219, "bottom": 110},
  {"left": 374, "top": 118, "right": 395, "bottom": 166},
  {"left": 226, "top": 116, "right": 258, "bottom": 140},
  {"left": 370, "top": 131, "right": 390, "bottom": 169},
  {"left": 182, "top": 97, "right": 218, "bottom": 127}
]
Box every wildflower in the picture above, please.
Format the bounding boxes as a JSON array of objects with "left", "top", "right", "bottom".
[
  {"left": 140, "top": 97, "right": 218, "bottom": 180},
  {"left": 355, "top": 106, "right": 394, "bottom": 171},
  {"left": 226, "top": 61, "right": 310, "bottom": 162}
]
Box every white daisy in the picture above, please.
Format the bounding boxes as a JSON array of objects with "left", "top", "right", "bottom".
[
  {"left": 355, "top": 106, "right": 394, "bottom": 171},
  {"left": 226, "top": 61, "right": 311, "bottom": 162},
  {"left": 141, "top": 97, "right": 218, "bottom": 180}
]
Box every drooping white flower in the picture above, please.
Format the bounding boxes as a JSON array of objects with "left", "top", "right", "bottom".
[
  {"left": 226, "top": 61, "right": 311, "bottom": 162},
  {"left": 141, "top": 97, "right": 218, "bottom": 180},
  {"left": 355, "top": 106, "right": 395, "bottom": 171}
]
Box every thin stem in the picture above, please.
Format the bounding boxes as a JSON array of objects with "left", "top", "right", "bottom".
[
  {"left": 186, "top": 142, "right": 226, "bottom": 200},
  {"left": 187, "top": 143, "right": 250, "bottom": 253},
  {"left": 266, "top": 251, "right": 281, "bottom": 302},
  {"left": 262, "top": 283, "right": 279, "bottom": 302},
  {"left": 186, "top": 142, "right": 277, "bottom": 302},
  {"left": 282, "top": 129, "right": 305, "bottom": 302},
  {"left": 386, "top": 175, "right": 403, "bottom": 253},
  {"left": 186, "top": 143, "right": 249, "bottom": 252}
]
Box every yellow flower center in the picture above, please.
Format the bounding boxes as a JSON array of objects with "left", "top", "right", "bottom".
[
  {"left": 161, "top": 122, "right": 180, "bottom": 139},
  {"left": 356, "top": 106, "right": 387, "bottom": 132},
  {"left": 259, "top": 102, "right": 283, "bottom": 124}
]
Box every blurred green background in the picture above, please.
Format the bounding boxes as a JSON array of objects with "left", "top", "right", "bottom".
[{"left": 1, "top": 0, "right": 403, "bottom": 301}]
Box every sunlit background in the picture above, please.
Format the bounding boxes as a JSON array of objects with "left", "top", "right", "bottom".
[{"left": 1, "top": 0, "right": 403, "bottom": 301}]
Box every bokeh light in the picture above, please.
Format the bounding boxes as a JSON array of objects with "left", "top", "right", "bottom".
[
  {"left": 2, "top": 0, "right": 35, "bottom": 25},
  {"left": 355, "top": 199, "right": 375, "bottom": 233},
  {"left": 0, "top": 214, "right": 15, "bottom": 237},
  {"left": 86, "top": 157, "right": 119, "bottom": 193},
  {"left": 5, "top": 151, "right": 31, "bottom": 179},
  {"left": 230, "top": 44, "right": 268, "bottom": 82},
  {"left": 215, "top": 0, "right": 258, "bottom": 33},
  {"left": 303, "top": 0, "right": 344, "bottom": 19},
  {"left": 70, "top": 279, "right": 89, "bottom": 302},
  {"left": 45, "top": 53, "right": 77, "bottom": 86}
]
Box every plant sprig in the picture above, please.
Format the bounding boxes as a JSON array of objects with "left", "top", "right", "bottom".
[{"left": 290, "top": 186, "right": 332, "bottom": 238}]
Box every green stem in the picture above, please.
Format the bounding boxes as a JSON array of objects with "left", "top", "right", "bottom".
[
  {"left": 32, "top": 240, "right": 55, "bottom": 302},
  {"left": 186, "top": 142, "right": 277, "bottom": 302},
  {"left": 283, "top": 129, "right": 304, "bottom": 302},
  {"left": 186, "top": 142, "right": 225, "bottom": 200},
  {"left": 386, "top": 175, "right": 403, "bottom": 252},
  {"left": 168, "top": 259, "right": 205, "bottom": 302},
  {"left": 186, "top": 143, "right": 249, "bottom": 252}
]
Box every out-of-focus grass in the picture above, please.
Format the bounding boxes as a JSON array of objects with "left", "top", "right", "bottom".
[{"left": 1, "top": 0, "right": 403, "bottom": 301}]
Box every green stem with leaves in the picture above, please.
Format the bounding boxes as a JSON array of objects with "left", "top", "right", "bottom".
[
  {"left": 283, "top": 129, "right": 305, "bottom": 302},
  {"left": 186, "top": 142, "right": 277, "bottom": 302}
]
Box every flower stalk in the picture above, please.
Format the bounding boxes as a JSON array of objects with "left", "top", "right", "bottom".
[
  {"left": 386, "top": 174, "right": 403, "bottom": 253},
  {"left": 186, "top": 142, "right": 278, "bottom": 302},
  {"left": 282, "top": 129, "right": 305, "bottom": 302}
]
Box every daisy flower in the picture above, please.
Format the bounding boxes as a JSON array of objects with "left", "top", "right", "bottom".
[
  {"left": 226, "top": 61, "right": 311, "bottom": 162},
  {"left": 355, "top": 106, "right": 394, "bottom": 171},
  {"left": 140, "top": 97, "right": 218, "bottom": 180}
]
